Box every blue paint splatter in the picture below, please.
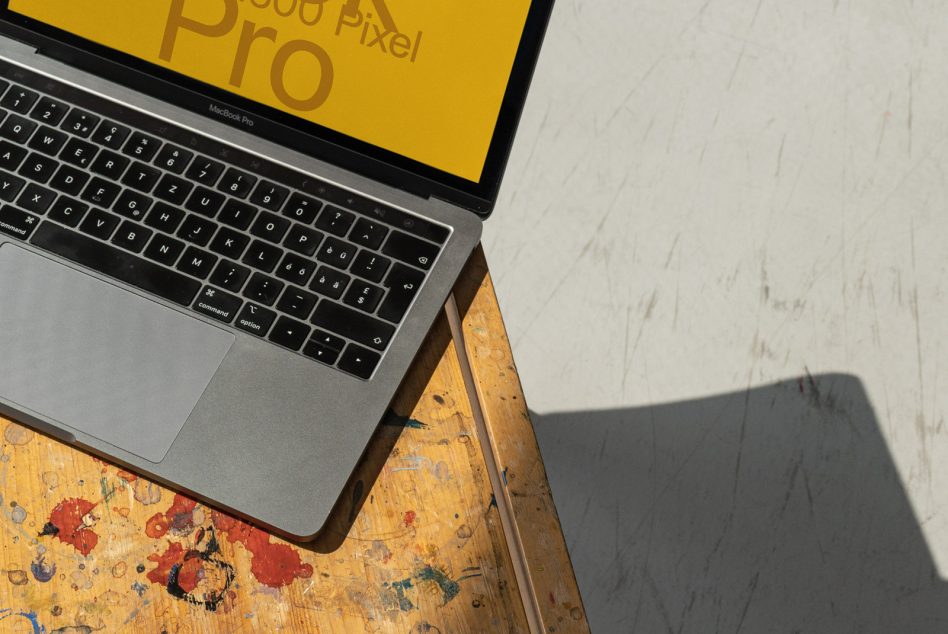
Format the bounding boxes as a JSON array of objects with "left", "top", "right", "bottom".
[
  {"left": 387, "top": 578, "right": 416, "bottom": 611},
  {"left": 415, "top": 566, "right": 461, "bottom": 605},
  {"left": 386, "top": 566, "right": 463, "bottom": 611},
  {"left": 130, "top": 581, "right": 147, "bottom": 597},
  {"left": 0, "top": 608, "right": 46, "bottom": 634},
  {"left": 30, "top": 555, "right": 56, "bottom": 582},
  {"left": 502, "top": 467, "right": 509, "bottom": 486}
]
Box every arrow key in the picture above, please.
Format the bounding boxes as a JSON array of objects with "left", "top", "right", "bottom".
[
  {"left": 338, "top": 343, "right": 381, "bottom": 380},
  {"left": 302, "top": 340, "right": 340, "bottom": 366},
  {"left": 268, "top": 316, "right": 310, "bottom": 351}
]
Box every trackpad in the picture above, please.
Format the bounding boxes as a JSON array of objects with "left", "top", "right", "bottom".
[{"left": 0, "top": 243, "right": 234, "bottom": 463}]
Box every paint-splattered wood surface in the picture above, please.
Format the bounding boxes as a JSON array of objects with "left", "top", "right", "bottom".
[{"left": 0, "top": 248, "right": 587, "bottom": 633}]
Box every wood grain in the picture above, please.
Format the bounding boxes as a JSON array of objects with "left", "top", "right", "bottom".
[{"left": 0, "top": 252, "right": 587, "bottom": 633}]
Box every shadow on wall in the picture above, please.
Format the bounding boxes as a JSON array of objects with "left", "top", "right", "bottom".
[{"left": 532, "top": 374, "right": 948, "bottom": 633}]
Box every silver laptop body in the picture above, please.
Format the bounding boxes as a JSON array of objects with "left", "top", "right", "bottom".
[{"left": 0, "top": 2, "right": 551, "bottom": 539}]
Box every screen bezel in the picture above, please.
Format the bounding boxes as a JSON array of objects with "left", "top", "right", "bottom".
[{"left": 0, "top": 0, "right": 553, "bottom": 216}]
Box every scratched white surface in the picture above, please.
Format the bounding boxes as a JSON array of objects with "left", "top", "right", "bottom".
[{"left": 482, "top": 1, "right": 948, "bottom": 631}]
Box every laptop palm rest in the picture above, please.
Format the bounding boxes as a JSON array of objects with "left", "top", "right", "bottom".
[{"left": 0, "top": 243, "right": 234, "bottom": 463}]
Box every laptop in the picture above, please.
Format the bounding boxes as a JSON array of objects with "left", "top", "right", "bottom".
[{"left": 0, "top": 0, "right": 553, "bottom": 540}]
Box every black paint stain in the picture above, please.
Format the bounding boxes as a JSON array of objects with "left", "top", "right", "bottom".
[
  {"left": 163, "top": 527, "right": 235, "bottom": 612},
  {"left": 39, "top": 522, "right": 59, "bottom": 537}
]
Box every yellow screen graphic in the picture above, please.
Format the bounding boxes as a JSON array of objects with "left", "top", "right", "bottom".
[{"left": 9, "top": 0, "right": 532, "bottom": 181}]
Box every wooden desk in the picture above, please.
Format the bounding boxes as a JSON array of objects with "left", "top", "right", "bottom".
[{"left": 0, "top": 248, "right": 588, "bottom": 633}]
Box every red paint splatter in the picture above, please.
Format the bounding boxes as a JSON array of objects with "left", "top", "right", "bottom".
[
  {"left": 549, "top": 591, "right": 556, "bottom": 606},
  {"left": 403, "top": 510, "right": 417, "bottom": 528},
  {"left": 211, "top": 511, "right": 313, "bottom": 588},
  {"left": 42, "top": 498, "right": 98, "bottom": 556},
  {"left": 116, "top": 469, "right": 138, "bottom": 482},
  {"left": 145, "top": 513, "right": 171, "bottom": 539},
  {"left": 147, "top": 542, "right": 197, "bottom": 590},
  {"left": 145, "top": 494, "right": 199, "bottom": 539}
]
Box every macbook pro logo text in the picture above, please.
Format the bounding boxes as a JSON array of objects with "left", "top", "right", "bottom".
[{"left": 208, "top": 103, "right": 255, "bottom": 127}]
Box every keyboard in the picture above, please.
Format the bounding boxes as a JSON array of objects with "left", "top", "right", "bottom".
[{"left": 0, "top": 62, "right": 450, "bottom": 381}]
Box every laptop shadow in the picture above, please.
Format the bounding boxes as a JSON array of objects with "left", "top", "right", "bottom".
[{"left": 533, "top": 374, "right": 948, "bottom": 633}]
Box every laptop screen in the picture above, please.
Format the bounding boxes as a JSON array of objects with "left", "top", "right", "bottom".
[{"left": 5, "top": 0, "right": 532, "bottom": 184}]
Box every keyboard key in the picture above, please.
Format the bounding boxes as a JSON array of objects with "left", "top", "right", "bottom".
[
  {"left": 185, "top": 156, "right": 225, "bottom": 186},
  {"left": 176, "top": 246, "right": 218, "bottom": 279},
  {"left": 81, "top": 177, "right": 121, "bottom": 207},
  {"left": 79, "top": 208, "right": 121, "bottom": 240},
  {"left": 154, "top": 144, "right": 193, "bottom": 174},
  {"left": 309, "top": 266, "right": 349, "bottom": 300},
  {"left": 218, "top": 168, "right": 256, "bottom": 198},
  {"left": 90, "top": 150, "right": 130, "bottom": 180},
  {"left": 234, "top": 302, "right": 276, "bottom": 336},
  {"left": 60, "top": 108, "right": 100, "bottom": 137},
  {"left": 91, "top": 120, "right": 130, "bottom": 149},
  {"left": 60, "top": 137, "right": 98, "bottom": 168},
  {"left": 218, "top": 198, "right": 257, "bottom": 230},
  {"left": 49, "top": 164, "right": 89, "bottom": 196},
  {"left": 243, "top": 272, "right": 284, "bottom": 306},
  {"left": 47, "top": 197, "right": 89, "bottom": 227},
  {"left": 31, "top": 223, "right": 200, "bottom": 306},
  {"left": 0, "top": 114, "right": 37, "bottom": 143},
  {"left": 112, "top": 189, "right": 152, "bottom": 221},
  {"left": 0, "top": 87, "right": 38, "bottom": 113},
  {"left": 0, "top": 80, "right": 9, "bottom": 98},
  {"left": 283, "top": 224, "right": 322, "bottom": 256},
  {"left": 350, "top": 251, "right": 391, "bottom": 283},
  {"left": 349, "top": 217, "right": 388, "bottom": 250},
  {"left": 28, "top": 126, "right": 68, "bottom": 156},
  {"left": 382, "top": 230, "right": 439, "bottom": 270},
  {"left": 0, "top": 205, "right": 40, "bottom": 239},
  {"left": 282, "top": 192, "right": 322, "bottom": 224},
  {"left": 209, "top": 260, "right": 250, "bottom": 293},
  {"left": 378, "top": 263, "right": 424, "bottom": 323},
  {"left": 209, "top": 227, "right": 249, "bottom": 260},
  {"left": 121, "top": 161, "right": 161, "bottom": 192},
  {"left": 268, "top": 316, "right": 310, "bottom": 351},
  {"left": 338, "top": 344, "right": 381, "bottom": 380},
  {"left": 143, "top": 233, "right": 185, "bottom": 266},
  {"left": 316, "top": 236, "right": 357, "bottom": 270},
  {"left": 123, "top": 132, "right": 161, "bottom": 161},
  {"left": 363, "top": 205, "right": 450, "bottom": 245},
  {"left": 0, "top": 140, "right": 27, "bottom": 171},
  {"left": 250, "top": 181, "right": 289, "bottom": 211},
  {"left": 29, "top": 97, "right": 68, "bottom": 126},
  {"left": 154, "top": 173, "right": 193, "bottom": 206},
  {"left": 275, "top": 252, "right": 316, "bottom": 286},
  {"left": 177, "top": 214, "right": 216, "bottom": 247},
  {"left": 17, "top": 152, "right": 58, "bottom": 183},
  {"left": 184, "top": 186, "right": 225, "bottom": 217},
  {"left": 16, "top": 183, "right": 56, "bottom": 214},
  {"left": 315, "top": 205, "right": 355, "bottom": 237},
  {"left": 145, "top": 202, "right": 185, "bottom": 233},
  {"left": 0, "top": 172, "right": 26, "bottom": 202},
  {"left": 276, "top": 286, "right": 318, "bottom": 320},
  {"left": 193, "top": 286, "right": 242, "bottom": 323},
  {"left": 343, "top": 280, "right": 384, "bottom": 313},
  {"left": 250, "top": 211, "right": 289, "bottom": 243},
  {"left": 111, "top": 221, "right": 153, "bottom": 253},
  {"left": 302, "top": 341, "right": 340, "bottom": 366},
  {"left": 242, "top": 239, "right": 282, "bottom": 272},
  {"left": 310, "top": 329, "right": 346, "bottom": 352},
  {"left": 311, "top": 301, "right": 394, "bottom": 351}
]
